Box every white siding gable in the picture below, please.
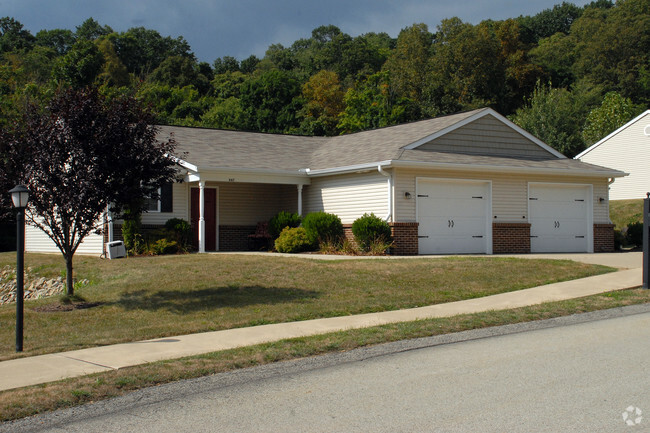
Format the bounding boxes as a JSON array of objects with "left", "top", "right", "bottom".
[{"left": 577, "top": 111, "right": 650, "bottom": 200}]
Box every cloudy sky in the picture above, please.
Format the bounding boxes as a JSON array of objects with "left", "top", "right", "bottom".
[{"left": 3, "top": 0, "right": 593, "bottom": 63}]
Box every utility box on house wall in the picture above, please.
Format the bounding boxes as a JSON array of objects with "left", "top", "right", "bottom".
[{"left": 106, "top": 241, "right": 126, "bottom": 259}]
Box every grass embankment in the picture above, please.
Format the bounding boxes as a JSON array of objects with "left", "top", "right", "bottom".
[
  {"left": 1, "top": 288, "right": 648, "bottom": 422},
  {"left": 0, "top": 252, "right": 614, "bottom": 360},
  {"left": 610, "top": 199, "right": 644, "bottom": 229}
]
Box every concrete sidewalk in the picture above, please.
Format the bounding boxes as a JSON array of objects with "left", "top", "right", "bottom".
[{"left": 0, "top": 253, "right": 643, "bottom": 392}]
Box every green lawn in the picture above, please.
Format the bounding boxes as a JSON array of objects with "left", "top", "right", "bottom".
[
  {"left": 0, "top": 252, "right": 614, "bottom": 360},
  {"left": 610, "top": 199, "right": 644, "bottom": 229}
]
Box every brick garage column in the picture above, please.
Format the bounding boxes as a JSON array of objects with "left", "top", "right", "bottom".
[
  {"left": 493, "top": 223, "right": 531, "bottom": 254},
  {"left": 594, "top": 224, "right": 615, "bottom": 252},
  {"left": 389, "top": 222, "right": 419, "bottom": 255}
]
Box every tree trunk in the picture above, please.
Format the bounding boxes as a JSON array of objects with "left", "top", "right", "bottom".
[{"left": 65, "top": 255, "right": 74, "bottom": 296}]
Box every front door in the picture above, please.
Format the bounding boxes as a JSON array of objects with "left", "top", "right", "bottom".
[{"left": 191, "top": 187, "right": 217, "bottom": 251}]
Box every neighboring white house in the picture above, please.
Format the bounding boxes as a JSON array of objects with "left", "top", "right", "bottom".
[
  {"left": 26, "top": 107, "right": 626, "bottom": 256},
  {"left": 576, "top": 110, "right": 650, "bottom": 200}
]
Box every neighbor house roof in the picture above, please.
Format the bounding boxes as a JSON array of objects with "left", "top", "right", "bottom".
[{"left": 160, "top": 107, "right": 625, "bottom": 179}]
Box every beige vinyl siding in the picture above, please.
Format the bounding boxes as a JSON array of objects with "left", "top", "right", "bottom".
[
  {"left": 25, "top": 220, "right": 104, "bottom": 255},
  {"left": 394, "top": 168, "right": 610, "bottom": 224},
  {"left": 418, "top": 115, "right": 555, "bottom": 160},
  {"left": 212, "top": 182, "right": 295, "bottom": 225},
  {"left": 578, "top": 112, "right": 650, "bottom": 200},
  {"left": 303, "top": 172, "right": 388, "bottom": 223},
  {"left": 140, "top": 182, "right": 189, "bottom": 225}
]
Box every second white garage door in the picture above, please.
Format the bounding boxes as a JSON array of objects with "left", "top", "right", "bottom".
[
  {"left": 529, "top": 183, "right": 592, "bottom": 253},
  {"left": 417, "top": 178, "right": 491, "bottom": 254}
]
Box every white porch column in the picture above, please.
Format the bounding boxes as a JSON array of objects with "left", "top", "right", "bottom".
[
  {"left": 198, "top": 181, "right": 206, "bottom": 253},
  {"left": 297, "top": 185, "right": 303, "bottom": 216}
]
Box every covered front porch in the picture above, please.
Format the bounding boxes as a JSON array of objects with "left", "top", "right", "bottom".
[{"left": 184, "top": 168, "right": 310, "bottom": 253}]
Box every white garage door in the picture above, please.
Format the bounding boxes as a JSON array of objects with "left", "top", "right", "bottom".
[
  {"left": 529, "top": 183, "right": 592, "bottom": 253},
  {"left": 417, "top": 179, "right": 491, "bottom": 254}
]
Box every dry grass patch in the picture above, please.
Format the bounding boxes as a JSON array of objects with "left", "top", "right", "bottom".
[
  {"left": 0, "top": 288, "right": 647, "bottom": 422},
  {"left": 0, "top": 252, "right": 614, "bottom": 360}
]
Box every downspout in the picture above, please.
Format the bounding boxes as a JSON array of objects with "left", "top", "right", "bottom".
[{"left": 377, "top": 165, "right": 393, "bottom": 222}]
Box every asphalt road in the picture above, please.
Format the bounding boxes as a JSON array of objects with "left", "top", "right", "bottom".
[{"left": 4, "top": 304, "right": 650, "bottom": 433}]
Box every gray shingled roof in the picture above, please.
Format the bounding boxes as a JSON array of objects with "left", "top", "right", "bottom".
[{"left": 158, "top": 108, "right": 623, "bottom": 177}]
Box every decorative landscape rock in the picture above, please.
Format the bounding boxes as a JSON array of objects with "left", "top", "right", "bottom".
[{"left": 0, "top": 266, "right": 88, "bottom": 305}]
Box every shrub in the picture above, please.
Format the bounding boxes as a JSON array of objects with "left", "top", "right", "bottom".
[
  {"left": 614, "top": 228, "right": 625, "bottom": 250},
  {"left": 626, "top": 222, "right": 644, "bottom": 247},
  {"left": 302, "top": 211, "right": 343, "bottom": 246},
  {"left": 164, "top": 218, "right": 192, "bottom": 251},
  {"left": 367, "top": 237, "right": 393, "bottom": 255},
  {"left": 268, "top": 211, "right": 302, "bottom": 240},
  {"left": 274, "top": 227, "right": 311, "bottom": 253},
  {"left": 149, "top": 238, "right": 178, "bottom": 255},
  {"left": 351, "top": 213, "right": 392, "bottom": 251},
  {"left": 121, "top": 212, "right": 143, "bottom": 255}
]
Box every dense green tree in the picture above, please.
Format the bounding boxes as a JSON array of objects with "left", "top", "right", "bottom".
[
  {"left": 113, "top": 27, "right": 194, "bottom": 76},
  {"left": 75, "top": 18, "right": 113, "bottom": 41},
  {"left": 0, "top": 17, "right": 35, "bottom": 53},
  {"left": 298, "top": 70, "right": 345, "bottom": 136},
  {"left": 240, "top": 55, "right": 260, "bottom": 74},
  {"left": 96, "top": 38, "right": 130, "bottom": 87},
  {"left": 149, "top": 55, "right": 210, "bottom": 94},
  {"left": 35, "top": 28, "right": 76, "bottom": 55},
  {"left": 338, "top": 71, "right": 419, "bottom": 133},
  {"left": 137, "top": 83, "right": 201, "bottom": 122},
  {"left": 211, "top": 70, "right": 247, "bottom": 99},
  {"left": 239, "top": 69, "right": 301, "bottom": 133},
  {"left": 582, "top": 91, "right": 639, "bottom": 145},
  {"left": 494, "top": 19, "right": 544, "bottom": 114},
  {"left": 201, "top": 97, "right": 243, "bottom": 129},
  {"left": 529, "top": 32, "right": 577, "bottom": 87},
  {"left": 383, "top": 23, "right": 433, "bottom": 107},
  {"left": 510, "top": 80, "right": 600, "bottom": 156},
  {"left": 517, "top": 2, "right": 583, "bottom": 44},
  {"left": 571, "top": 0, "right": 650, "bottom": 104},
  {"left": 428, "top": 18, "right": 504, "bottom": 114},
  {"left": 52, "top": 39, "right": 105, "bottom": 88},
  {"left": 213, "top": 56, "right": 240, "bottom": 74},
  {"left": 262, "top": 43, "right": 295, "bottom": 71}
]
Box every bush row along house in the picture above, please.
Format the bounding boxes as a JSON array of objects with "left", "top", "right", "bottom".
[{"left": 26, "top": 107, "right": 626, "bottom": 255}]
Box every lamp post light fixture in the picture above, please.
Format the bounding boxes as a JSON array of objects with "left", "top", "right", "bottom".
[{"left": 9, "top": 184, "right": 29, "bottom": 352}]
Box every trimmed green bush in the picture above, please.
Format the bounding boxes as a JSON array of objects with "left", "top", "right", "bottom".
[
  {"left": 302, "top": 211, "right": 343, "bottom": 246},
  {"left": 121, "top": 211, "right": 143, "bottom": 255},
  {"left": 275, "top": 227, "right": 311, "bottom": 253},
  {"left": 164, "top": 218, "right": 192, "bottom": 251},
  {"left": 351, "top": 213, "right": 392, "bottom": 251},
  {"left": 268, "top": 211, "right": 302, "bottom": 240},
  {"left": 626, "top": 222, "right": 644, "bottom": 247},
  {"left": 150, "top": 238, "right": 179, "bottom": 255}
]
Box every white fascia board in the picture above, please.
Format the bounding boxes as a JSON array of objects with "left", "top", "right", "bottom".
[
  {"left": 390, "top": 160, "right": 628, "bottom": 178},
  {"left": 402, "top": 107, "right": 567, "bottom": 159},
  {"left": 305, "top": 161, "right": 393, "bottom": 177},
  {"left": 189, "top": 166, "right": 310, "bottom": 185},
  {"left": 575, "top": 109, "right": 650, "bottom": 159}
]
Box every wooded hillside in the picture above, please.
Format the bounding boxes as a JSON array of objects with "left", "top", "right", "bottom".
[{"left": 1, "top": 0, "right": 648, "bottom": 156}]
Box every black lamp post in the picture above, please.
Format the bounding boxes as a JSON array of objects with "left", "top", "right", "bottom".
[{"left": 9, "top": 185, "right": 29, "bottom": 352}]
